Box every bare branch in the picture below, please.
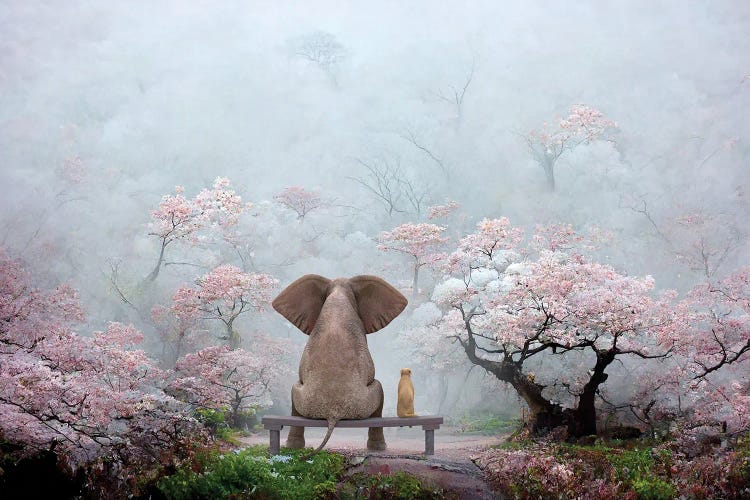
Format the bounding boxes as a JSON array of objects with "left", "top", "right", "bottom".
[{"left": 401, "top": 129, "right": 449, "bottom": 177}]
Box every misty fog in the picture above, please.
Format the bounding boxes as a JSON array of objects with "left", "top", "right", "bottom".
[{"left": 2, "top": 0, "right": 748, "bottom": 422}]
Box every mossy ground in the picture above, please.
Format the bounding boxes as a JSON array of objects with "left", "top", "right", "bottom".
[{"left": 157, "top": 445, "right": 448, "bottom": 499}]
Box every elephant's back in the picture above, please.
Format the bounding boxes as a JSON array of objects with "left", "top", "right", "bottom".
[
  {"left": 295, "top": 313, "right": 381, "bottom": 419},
  {"left": 301, "top": 329, "right": 375, "bottom": 382}
]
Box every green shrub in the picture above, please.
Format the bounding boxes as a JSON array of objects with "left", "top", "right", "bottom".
[
  {"left": 194, "top": 407, "right": 261, "bottom": 440},
  {"left": 557, "top": 442, "right": 676, "bottom": 499},
  {"left": 194, "top": 408, "right": 230, "bottom": 438},
  {"left": 157, "top": 445, "right": 344, "bottom": 499},
  {"left": 631, "top": 477, "right": 676, "bottom": 500},
  {"left": 341, "top": 471, "right": 444, "bottom": 500},
  {"left": 608, "top": 448, "right": 654, "bottom": 482}
]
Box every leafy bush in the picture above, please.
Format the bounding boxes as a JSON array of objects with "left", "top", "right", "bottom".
[
  {"left": 194, "top": 408, "right": 230, "bottom": 438},
  {"left": 157, "top": 445, "right": 344, "bottom": 499},
  {"left": 601, "top": 447, "right": 675, "bottom": 499},
  {"left": 631, "top": 477, "right": 675, "bottom": 500},
  {"left": 194, "top": 407, "right": 259, "bottom": 440}
]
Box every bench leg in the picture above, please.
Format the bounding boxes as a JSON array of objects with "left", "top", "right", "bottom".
[
  {"left": 424, "top": 429, "right": 434, "bottom": 455},
  {"left": 270, "top": 429, "right": 280, "bottom": 455}
]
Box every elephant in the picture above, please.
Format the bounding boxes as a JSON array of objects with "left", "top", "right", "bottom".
[{"left": 272, "top": 274, "right": 408, "bottom": 452}]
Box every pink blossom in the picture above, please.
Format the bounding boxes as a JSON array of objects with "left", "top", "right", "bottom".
[
  {"left": 379, "top": 222, "right": 448, "bottom": 299},
  {"left": 171, "top": 265, "right": 278, "bottom": 348},
  {"left": 0, "top": 249, "right": 203, "bottom": 493},
  {"left": 446, "top": 218, "right": 523, "bottom": 273},
  {"left": 148, "top": 187, "right": 205, "bottom": 243},
  {"left": 147, "top": 178, "right": 247, "bottom": 281},
  {"left": 194, "top": 176, "right": 245, "bottom": 228},
  {"left": 170, "top": 337, "right": 292, "bottom": 426},
  {"left": 422, "top": 221, "right": 683, "bottom": 431},
  {"left": 532, "top": 223, "right": 584, "bottom": 251},
  {"left": 531, "top": 105, "right": 617, "bottom": 149},
  {"left": 427, "top": 200, "right": 460, "bottom": 220},
  {"left": 527, "top": 105, "right": 617, "bottom": 190},
  {"left": 274, "top": 186, "right": 325, "bottom": 220},
  {"left": 379, "top": 222, "right": 448, "bottom": 259}
]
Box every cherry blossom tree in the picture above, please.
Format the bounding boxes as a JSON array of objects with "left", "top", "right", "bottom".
[
  {"left": 378, "top": 222, "right": 448, "bottom": 300},
  {"left": 526, "top": 105, "right": 617, "bottom": 191},
  {"left": 170, "top": 335, "right": 291, "bottom": 428},
  {"left": 668, "top": 212, "right": 744, "bottom": 280},
  {"left": 428, "top": 221, "right": 683, "bottom": 435},
  {"left": 146, "top": 186, "right": 204, "bottom": 282},
  {"left": 146, "top": 177, "right": 245, "bottom": 282},
  {"left": 667, "top": 267, "right": 750, "bottom": 434},
  {"left": 596, "top": 365, "right": 686, "bottom": 438},
  {"left": 443, "top": 217, "right": 523, "bottom": 274},
  {"left": 532, "top": 222, "right": 586, "bottom": 252},
  {"left": 274, "top": 186, "right": 325, "bottom": 221},
  {"left": 427, "top": 200, "right": 460, "bottom": 221},
  {"left": 0, "top": 250, "right": 204, "bottom": 495},
  {"left": 684, "top": 268, "right": 750, "bottom": 377},
  {"left": 171, "top": 264, "right": 278, "bottom": 349},
  {"left": 596, "top": 266, "right": 750, "bottom": 438},
  {"left": 151, "top": 303, "right": 206, "bottom": 366}
]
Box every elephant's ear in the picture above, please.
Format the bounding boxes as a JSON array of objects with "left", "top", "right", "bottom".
[
  {"left": 349, "top": 275, "right": 408, "bottom": 334},
  {"left": 272, "top": 274, "right": 331, "bottom": 334}
]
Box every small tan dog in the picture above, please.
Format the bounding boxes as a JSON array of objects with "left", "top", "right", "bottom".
[{"left": 397, "top": 368, "right": 418, "bottom": 417}]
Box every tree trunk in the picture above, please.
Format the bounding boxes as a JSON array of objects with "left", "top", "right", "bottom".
[
  {"left": 145, "top": 240, "right": 167, "bottom": 282},
  {"left": 227, "top": 318, "right": 240, "bottom": 349},
  {"left": 459, "top": 333, "right": 569, "bottom": 433},
  {"left": 437, "top": 373, "right": 449, "bottom": 414},
  {"left": 412, "top": 261, "right": 420, "bottom": 301},
  {"left": 510, "top": 369, "right": 569, "bottom": 433},
  {"left": 542, "top": 157, "right": 556, "bottom": 191},
  {"left": 571, "top": 349, "right": 616, "bottom": 437},
  {"left": 229, "top": 394, "right": 242, "bottom": 428}
]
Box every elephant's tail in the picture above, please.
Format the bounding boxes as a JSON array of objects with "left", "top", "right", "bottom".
[
  {"left": 312, "top": 418, "right": 338, "bottom": 453},
  {"left": 300, "top": 418, "right": 337, "bottom": 460}
]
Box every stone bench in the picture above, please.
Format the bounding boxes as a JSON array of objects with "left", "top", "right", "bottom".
[{"left": 261, "top": 415, "right": 444, "bottom": 455}]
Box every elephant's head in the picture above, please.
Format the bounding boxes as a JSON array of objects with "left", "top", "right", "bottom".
[
  {"left": 272, "top": 274, "right": 407, "bottom": 452},
  {"left": 272, "top": 274, "right": 408, "bottom": 336}
]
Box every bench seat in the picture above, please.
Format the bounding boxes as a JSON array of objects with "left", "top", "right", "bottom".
[{"left": 261, "top": 415, "right": 443, "bottom": 455}]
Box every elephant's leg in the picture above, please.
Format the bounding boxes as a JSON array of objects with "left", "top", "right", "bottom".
[
  {"left": 366, "top": 379, "right": 386, "bottom": 451},
  {"left": 286, "top": 385, "right": 305, "bottom": 449}
]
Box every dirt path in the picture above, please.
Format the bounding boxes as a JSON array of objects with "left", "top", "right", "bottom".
[{"left": 239, "top": 426, "right": 506, "bottom": 499}]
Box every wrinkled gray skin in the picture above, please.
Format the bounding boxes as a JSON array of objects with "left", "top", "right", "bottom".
[{"left": 272, "top": 274, "right": 408, "bottom": 452}]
